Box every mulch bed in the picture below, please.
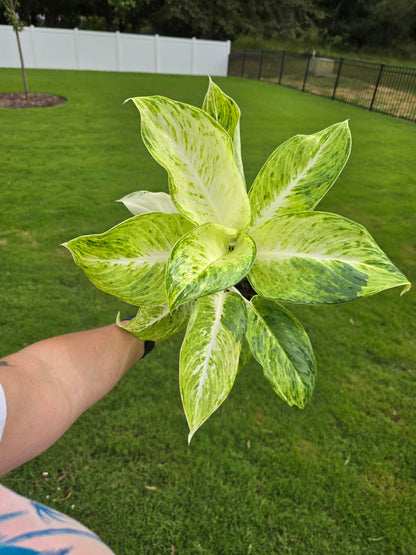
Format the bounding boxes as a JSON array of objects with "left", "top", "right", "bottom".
[{"left": 0, "top": 92, "right": 67, "bottom": 109}]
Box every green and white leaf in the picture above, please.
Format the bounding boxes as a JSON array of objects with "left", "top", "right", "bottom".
[
  {"left": 246, "top": 296, "right": 316, "bottom": 408},
  {"left": 180, "top": 291, "right": 247, "bottom": 442},
  {"left": 249, "top": 121, "right": 351, "bottom": 230},
  {"left": 117, "top": 190, "right": 179, "bottom": 216},
  {"left": 166, "top": 222, "right": 257, "bottom": 310},
  {"left": 116, "top": 301, "right": 192, "bottom": 341},
  {"left": 129, "top": 95, "right": 250, "bottom": 230},
  {"left": 202, "top": 77, "right": 245, "bottom": 184},
  {"left": 62, "top": 213, "right": 193, "bottom": 306},
  {"left": 249, "top": 211, "right": 411, "bottom": 304}
]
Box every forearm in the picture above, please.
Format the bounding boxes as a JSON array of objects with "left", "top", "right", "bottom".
[{"left": 0, "top": 324, "right": 144, "bottom": 476}]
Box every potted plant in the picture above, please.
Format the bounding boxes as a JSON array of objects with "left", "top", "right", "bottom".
[{"left": 63, "top": 79, "right": 410, "bottom": 442}]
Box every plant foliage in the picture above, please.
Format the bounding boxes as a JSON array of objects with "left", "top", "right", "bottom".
[{"left": 64, "top": 79, "right": 410, "bottom": 442}]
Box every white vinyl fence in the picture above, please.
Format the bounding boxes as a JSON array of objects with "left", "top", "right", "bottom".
[{"left": 0, "top": 25, "right": 231, "bottom": 76}]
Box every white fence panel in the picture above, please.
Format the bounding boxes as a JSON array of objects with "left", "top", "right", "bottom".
[
  {"left": 158, "top": 36, "right": 192, "bottom": 74},
  {"left": 31, "top": 27, "right": 78, "bottom": 69},
  {"left": 118, "top": 33, "right": 156, "bottom": 73},
  {"left": 77, "top": 30, "right": 118, "bottom": 71},
  {"left": 0, "top": 25, "right": 231, "bottom": 76},
  {"left": 193, "top": 39, "right": 229, "bottom": 76},
  {"left": 0, "top": 25, "right": 35, "bottom": 67},
  {"left": 0, "top": 25, "right": 19, "bottom": 66}
]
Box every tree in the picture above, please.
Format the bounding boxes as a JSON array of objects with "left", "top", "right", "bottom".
[
  {"left": 2, "top": 0, "right": 29, "bottom": 97},
  {"left": 370, "top": 0, "right": 416, "bottom": 48},
  {"left": 107, "top": 0, "right": 156, "bottom": 32},
  {"left": 155, "top": 0, "right": 325, "bottom": 41},
  {"left": 155, "top": 0, "right": 244, "bottom": 39}
]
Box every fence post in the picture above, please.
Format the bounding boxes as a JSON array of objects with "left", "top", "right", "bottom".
[
  {"left": 258, "top": 49, "right": 264, "bottom": 80},
  {"left": 370, "top": 63, "right": 385, "bottom": 111},
  {"left": 30, "top": 25, "right": 37, "bottom": 68},
  {"left": 154, "top": 34, "right": 159, "bottom": 73},
  {"left": 115, "top": 31, "right": 122, "bottom": 71},
  {"left": 240, "top": 48, "right": 246, "bottom": 77},
  {"left": 226, "top": 40, "right": 231, "bottom": 76},
  {"left": 191, "top": 37, "right": 196, "bottom": 75},
  {"left": 332, "top": 57, "right": 343, "bottom": 100},
  {"left": 73, "top": 28, "right": 80, "bottom": 69},
  {"left": 302, "top": 54, "right": 311, "bottom": 92},
  {"left": 278, "top": 50, "right": 286, "bottom": 84}
]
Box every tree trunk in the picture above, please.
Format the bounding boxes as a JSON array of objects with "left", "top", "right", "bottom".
[{"left": 14, "top": 27, "right": 29, "bottom": 98}]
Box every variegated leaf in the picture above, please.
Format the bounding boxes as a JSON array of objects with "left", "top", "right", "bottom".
[
  {"left": 129, "top": 95, "right": 250, "bottom": 230},
  {"left": 202, "top": 77, "right": 245, "bottom": 184},
  {"left": 116, "top": 302, "right": 192, "bottom": 341},
  {"left": 117, "top": 190, "right": 179, "bottom": 216},
  {"left": 246, "top": 296, "right": 316, "bottom": 408},
  {"left": 249, "top": 121, "right": 351, "bottom": 230},
  {"left": 166, "top": 222, "right": 257, "bottom": 310},
  {"left": 180, "top": 291, "right": 247, "bottom": 442},
  {"left": 249, "top": 212, "right": 411, "bottom": 304},
  {"left": 62, "top": 213, "right": 193, "bottom": 306}
]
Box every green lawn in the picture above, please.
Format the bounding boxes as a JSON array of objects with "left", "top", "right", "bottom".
[{"left": 1, "top": 68, "right": 415, "bottom": 554}]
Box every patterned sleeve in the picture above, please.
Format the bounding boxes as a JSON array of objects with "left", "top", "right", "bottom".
[
  {"left": 0, "top": 385, "right": 6, "bottom": 442},
  {"left": 0, "top": 485, "right": 115, "bottom": 554}
]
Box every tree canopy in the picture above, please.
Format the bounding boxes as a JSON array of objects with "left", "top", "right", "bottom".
[{"left": 1, "top": 0, "right": 415, "bottom": 55}]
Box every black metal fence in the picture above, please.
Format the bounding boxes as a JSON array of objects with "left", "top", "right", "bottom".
[{"left": 228, "top": 49, "right": 416, "bottom": 122}]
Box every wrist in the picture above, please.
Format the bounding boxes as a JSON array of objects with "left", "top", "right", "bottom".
[{"left": 120, "top": 316, "right": 155, "bottom": 360}]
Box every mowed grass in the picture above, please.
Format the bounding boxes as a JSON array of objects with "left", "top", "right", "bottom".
[{"left": 1, "top": 69, "right": 415, "bottom": 554}]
